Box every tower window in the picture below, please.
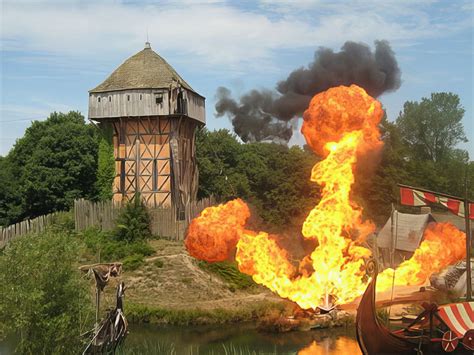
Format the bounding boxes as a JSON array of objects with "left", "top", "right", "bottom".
[
  {"left": 139, "top": 94, "right": 142, "bottom": 100},
  {"left": 127, "top": 95, "right": 130, "bottom": 101},
  {"left": 98, "top": 97, "right": 101, "bottom": 103},
  {"left": 155, "top": 93, "right": 163, "bottom": 104},
  {"left": 109, "top": 96, "right": 111, "bottom": 102}
]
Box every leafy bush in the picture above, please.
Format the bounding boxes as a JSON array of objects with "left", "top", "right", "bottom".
[
  {"left": 50, "top": 210, "right": 75, "bottom": 232},
  {"left": 81, "top": 228, "right": 154, "bottom": 263},
  {"left": 122, "top": 254, "right": 145, "bottom": 271},
  {"left": 114, "top": 195, "right": 151, "bottom": 242},
  {"left": 0, "top": 230, "right": 93, "bottom": 354}
]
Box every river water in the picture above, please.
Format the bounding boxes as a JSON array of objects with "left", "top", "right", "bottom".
[
  {"left": 124, "top": 323, "right": 361, "bottom": 354},
  {"left": 0, "top": 324, "right": 361, "bottom": 354}
]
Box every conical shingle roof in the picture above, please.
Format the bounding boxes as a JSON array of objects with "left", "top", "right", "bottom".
[{"left": 90, "top": 43, "right": 194, "bottom": 93}]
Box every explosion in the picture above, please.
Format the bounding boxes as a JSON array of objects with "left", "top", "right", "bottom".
[
  {"left": 185, "top": 199, "right": 250, "bottom": 262},
  {"left": 378, "top": 222, "right": 466, "bottom": 290},
  {"left": 185, "top": 85, "right": 466, "bottom": 310}
]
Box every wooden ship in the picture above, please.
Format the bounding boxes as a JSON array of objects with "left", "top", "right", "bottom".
[
  {"left": 88, "top": 42, "right": 205, "bottom": 211},
  {"left": 356, "top": 264, "right": 474, "bottom": 354},
  {"left": 357, "top": 185, "right": 474, "bottom": 354}
]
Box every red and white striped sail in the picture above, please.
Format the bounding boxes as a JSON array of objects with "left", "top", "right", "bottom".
[
  {"left": 400, "top": 187, "right": 474, "bottom": 220},
  {"left": 438, "top": 302, "right": 474, "bottom": 337}
]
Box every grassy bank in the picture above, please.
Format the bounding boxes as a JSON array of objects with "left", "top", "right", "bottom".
[{"left": 126, "top": 301, "right": 287, "bottom": 326}]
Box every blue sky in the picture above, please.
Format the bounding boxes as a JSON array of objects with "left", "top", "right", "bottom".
[{"left": 1, "top": 0, "right": 473, "bottom": 158}]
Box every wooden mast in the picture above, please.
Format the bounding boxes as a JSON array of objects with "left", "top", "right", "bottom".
[{"left": 464, "top": 165, "right": 472, "bottom": 301}]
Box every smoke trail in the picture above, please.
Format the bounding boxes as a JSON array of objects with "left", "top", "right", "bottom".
[{"left": 215, "top": 40, "right": 401, "bottom": 143}]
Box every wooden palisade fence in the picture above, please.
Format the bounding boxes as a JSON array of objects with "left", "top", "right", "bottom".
[
  {"left": 0, "top": 197, "right": 217, "bottom": 247},
  {"left": 0, "top": 212, "right": 61, "bottom": 248},
  {"left": 74, "top": 197, "right": 216, "bottom": 240}
]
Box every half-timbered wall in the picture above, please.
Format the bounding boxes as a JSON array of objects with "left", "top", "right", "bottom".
[
  {"left": 112, "top": 117, "right": 172, "bottom": 207},
  {"left": 110, "top": 116, "right": 200, "bottom": 209}
]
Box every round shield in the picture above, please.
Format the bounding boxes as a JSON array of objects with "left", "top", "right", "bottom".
[
  {"left": 462, "top": 329, "right": 474, "bottom": 350},
  {"left": 442, "top": 331, "right": 459, "bottom": 352}
]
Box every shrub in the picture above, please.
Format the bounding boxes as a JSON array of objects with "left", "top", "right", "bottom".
[
  {"left": 0, "top": 230, "right": 93, "bottom": 353},
  {"left": 50, "top": 210, "right": 75, "bottom": 232},
  {"left": 80, "top": 227, "right": 154, "bottom": 263},
  {"left": 114, "top": 194, "right": 151, "bottom": 242},
  {"left": 123, "top": 254, "right": 145, "bottom": 271},
  {"left": 197, "top": 261, "right": 255, "bottom": 290}
]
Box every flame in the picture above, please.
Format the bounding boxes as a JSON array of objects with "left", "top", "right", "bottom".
[
  {"left": 184, "top": 198, "right": 250, "bottom": 262},
  {"left": 234, "top": 85, "right": 382, "bottom": 308},
  {"left": 378, "top": 222, "right": 466, "bottom": 290},
  {"left": 185, "top": 84, "right": 467, "bottom": 309}
]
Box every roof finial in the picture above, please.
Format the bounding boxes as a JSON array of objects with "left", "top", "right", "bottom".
[{"left": 145, "top": 27, "right": 151, "bottom": 49}]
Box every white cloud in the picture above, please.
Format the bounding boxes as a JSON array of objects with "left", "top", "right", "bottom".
[{"left": 1, "top": 0, "right": 471, "bottom": 71}]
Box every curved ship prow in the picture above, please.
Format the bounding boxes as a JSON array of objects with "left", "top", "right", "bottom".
[{"left": 356, "top": 272, "right": 416, "bottom": 354}]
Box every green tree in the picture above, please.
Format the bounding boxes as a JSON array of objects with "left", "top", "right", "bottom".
[
  {"left": 396, "top": 92, "right": 467, "bottom": 163},
  {"left": 196, "top": 128, "right": 251, "bottom": 200},
  {"left": 0, "top": 157, "right": 23, "bottom": 225},
  {"left": 2, "top": 111, "right": 99, "bottom": 223},
  {"left": 196, "top": 129, "right": 319, "bottom": 227},
  {"left": 0, "top": 230, "right": 92, "bottom": 354},
  {"left": 96, "top": 124, "right": 115, "bottom": 201},
  {"left": 238, "top": 143, "right": 319, "bottom": 226},
  {"left": 358, "top": 95, "right": 472, "bottom": 223},
  {"left": 354, "top": 115, "right": 410, "bottom": 223}
]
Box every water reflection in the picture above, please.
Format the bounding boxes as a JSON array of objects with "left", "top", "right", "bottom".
[
  {"left": 124, "top": 324, "right": 361, "bottom": 354},
  {"left": 0, "top": 324, "right": 361, "bottom": 354},
  {"left": 298, "top": 338, "right": 361, "bottom": 355}
]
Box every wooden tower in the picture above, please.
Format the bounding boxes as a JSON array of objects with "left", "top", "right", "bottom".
[{"left": 88, "top": 42, "right": 205, "bottom": 209}]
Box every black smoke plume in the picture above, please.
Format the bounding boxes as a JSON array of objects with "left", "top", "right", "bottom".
[{"left": 215, "top": 40, "right": 401, "bottom": 143}]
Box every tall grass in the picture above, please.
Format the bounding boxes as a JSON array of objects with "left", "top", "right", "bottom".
[
  {"left": 126, "top": 301, "right": 286, "bottom": 325},
  {"left": 118, "top": 341, "right": 280, "bottom": 355}
]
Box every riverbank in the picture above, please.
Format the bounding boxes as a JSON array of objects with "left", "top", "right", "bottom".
[
  {"left": 93, "top": 239, "right": 292, "bottom": 325},
  {"left": 125, "top": 300, "right": 286, "bottom": 325},
  {"left": 83, "top": 237, "right": 362, "bottom": 330}
]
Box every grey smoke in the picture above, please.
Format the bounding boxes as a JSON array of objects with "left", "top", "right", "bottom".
[{"left": 215, "top": 40, "right": 401, "bottom": 143}]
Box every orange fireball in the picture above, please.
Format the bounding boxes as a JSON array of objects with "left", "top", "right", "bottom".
[{"left": 185, "top": 198, "right": 250, "bottom": 262}]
